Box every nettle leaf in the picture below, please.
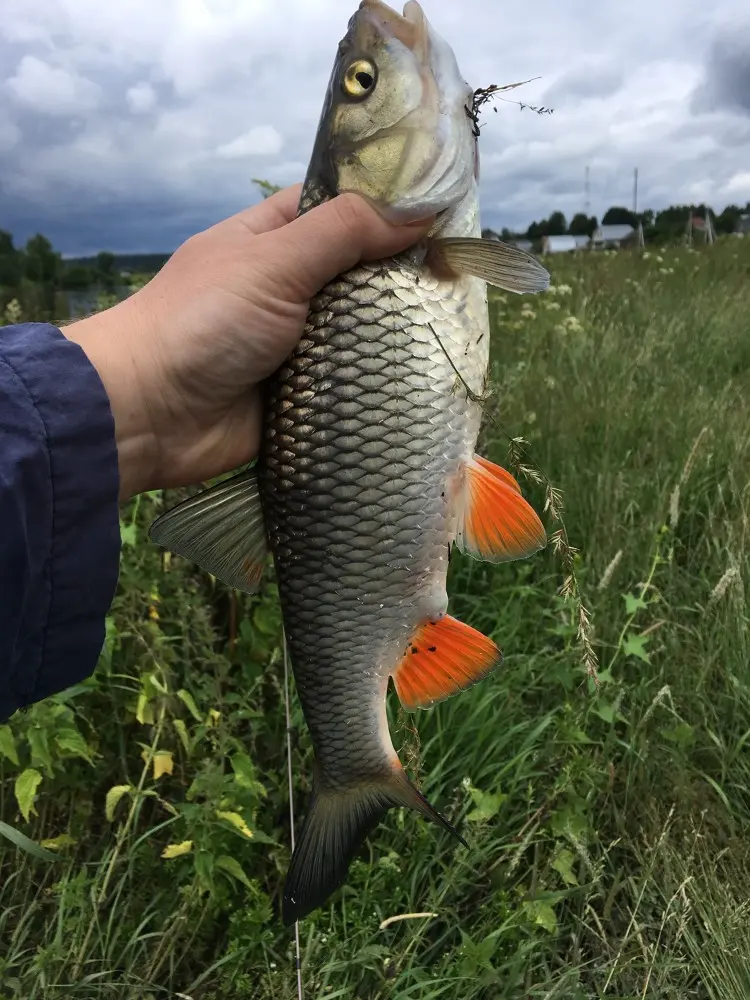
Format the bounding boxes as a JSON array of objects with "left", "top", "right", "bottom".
[
  {"left": 162, "top": 841, "right": 194, "bottom": 860},
  {"left": 216, "top": 810, "right": 254, "bottom": 839},
  {"left": 522, "top": 899, "right": 558, "bottom": 935},
  {"left": 551, "top": 847, "right": 579, "bottom": 886},
  {"left": 177, "top": 689, "right": 202, "bottom": 723},
  {"left": 216, "top": 855, "right": 254, "bottom": 890},
  {"left": 39, "top": 833, "right": 77, "bottom": 851},
  {"left": 55, "top": 727, "right": 94, "bottom": 764},
  {"left": 623, "top": 632, "right": 651, "bottom": 663},
  {"left": 173, "top": 719, "right": 190, "bottom": 754},
  {"left": 230, "top": 753, "right": 266, "bottom": 796},
  {"left": 0, "top": 725, "right": 19, "bottom": 765},
  {"left": 15, "top": 768, "right": 43, "bottom": 822},
  {"left": 28, "top": 727, "right": 53, "bottom": 771},
  {"left": 105, "top": 784, "right": 133, "bottom": 822}
]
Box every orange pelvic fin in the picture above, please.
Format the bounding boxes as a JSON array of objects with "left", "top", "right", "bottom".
[
  {"left": 455, "top": 455, "right": 547, "bottom": 563},
  {"left": 392, "top": 614, "right": 501, "bottom": 711}
]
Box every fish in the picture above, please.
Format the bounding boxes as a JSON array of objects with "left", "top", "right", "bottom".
[{"left": 149, "top": 0, "right": 549, "bottom": 925}]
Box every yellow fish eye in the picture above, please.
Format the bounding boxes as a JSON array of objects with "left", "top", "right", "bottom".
[{"left": 342, "top": 59, "right": 377, "bottom": 100}]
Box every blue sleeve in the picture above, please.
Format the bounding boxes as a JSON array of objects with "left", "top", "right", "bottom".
[{"left": 0, "top": 322, "right": 121, "bottom": 722}]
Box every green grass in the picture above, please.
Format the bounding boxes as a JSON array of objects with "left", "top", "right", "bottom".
[{"left": 1, "top": 238, "right": 749, "bottom": 999}]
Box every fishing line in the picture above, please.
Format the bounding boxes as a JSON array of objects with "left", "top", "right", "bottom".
[{"left": 283, "top": 628, "right": 304, "bottom": 1000}]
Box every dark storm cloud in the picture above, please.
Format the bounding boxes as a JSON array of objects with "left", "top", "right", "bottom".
[
  {"left": 694, "top": 30, "right": 750, "bottom": 116},
  {"left": 1, "top": 0, "right": 750, "bottom": 250}
]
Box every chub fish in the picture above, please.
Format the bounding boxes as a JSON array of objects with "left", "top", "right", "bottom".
[{"left": 150, "top": 0, "right": 549, "bottom": 924}]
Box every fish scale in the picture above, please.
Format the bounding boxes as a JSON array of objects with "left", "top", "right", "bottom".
[{"left": 259, "top": 254, "right": 487, "bottom": 786}]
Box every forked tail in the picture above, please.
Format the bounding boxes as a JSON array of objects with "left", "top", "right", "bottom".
[{"left": 282, "top": 766, "right": 465, "bottom": 925}]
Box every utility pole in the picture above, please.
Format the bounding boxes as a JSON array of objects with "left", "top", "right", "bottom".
[{"left": 584, "top": 165, "right": 590, "bottom": 217}]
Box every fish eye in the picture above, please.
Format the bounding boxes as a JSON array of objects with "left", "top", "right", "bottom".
[{"left": 342, "top": 59, "right": 377, "bottom": 99}]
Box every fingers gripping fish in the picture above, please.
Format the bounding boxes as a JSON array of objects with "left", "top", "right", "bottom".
[{"left": 150, "top": 0, "right": 549, "bottom": 925}]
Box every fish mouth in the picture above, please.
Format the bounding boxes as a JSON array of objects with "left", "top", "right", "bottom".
[{"left": 357, "top": 0, "right": 429, "bottom": 60}]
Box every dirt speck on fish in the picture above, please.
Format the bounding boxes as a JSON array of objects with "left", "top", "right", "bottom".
[{"left": 150, "top": 0, "right": 550, "bottom": 925}]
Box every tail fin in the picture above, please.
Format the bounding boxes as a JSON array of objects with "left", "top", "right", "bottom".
[{"left": 282, "top": 768, "right": 466, "bottom": 925}]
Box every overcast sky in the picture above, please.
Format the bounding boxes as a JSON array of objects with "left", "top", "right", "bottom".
[{"left": 1, "top": 0, "right": 749, "bottom": 255}]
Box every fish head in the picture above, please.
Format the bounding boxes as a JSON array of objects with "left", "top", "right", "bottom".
[{"left": 307, "top": 0, "right": 477, "bottom": 222}]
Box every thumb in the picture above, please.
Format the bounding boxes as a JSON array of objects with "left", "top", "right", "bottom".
[{"left": 258, "top": 192, "right": 435, "bottom": 300}]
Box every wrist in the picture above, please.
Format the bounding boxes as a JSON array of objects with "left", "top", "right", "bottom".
[{"left": 62, "top": 297, "right": 159, "bottom": 501}]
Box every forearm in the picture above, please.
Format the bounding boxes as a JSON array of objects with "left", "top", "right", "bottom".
[{"left": 0, "top": 323, "right": 121, "bottom": 720}]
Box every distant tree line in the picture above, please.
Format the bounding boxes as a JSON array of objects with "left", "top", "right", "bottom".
[
  {"left": 489, "top": 201, "right": 750, "bottom": 245},
  {"left": 0, "top": 229, "right": 168, "bottom": 322}
]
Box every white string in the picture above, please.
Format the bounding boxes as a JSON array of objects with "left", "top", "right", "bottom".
[{"left": 283, "top": 629, "right": 303, "bottom": 1000}]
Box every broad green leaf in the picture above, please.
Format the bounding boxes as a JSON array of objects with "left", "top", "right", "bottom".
[
  {"left": 592, "top": 701, "right": 615, "bottom": 724},
  {"left": 120, "top": 521, "right": 137, "bottom": 546},
  {"left": 28, "top": 727, "right": 53, "bottom": 770},
  {"left": 623, "top": 632, "right": 650, "bottom": 663},
  {"left": 173, "top": 719, "right": 190, "bottom": 754},
  {"left": 0, "top": 820, "right": 59, "bottom": 860},
  {"left": 551, "top": 847, "right": 578, "bottom": 886},
  {"left": 39, "top": 833, "right": 77, "bottom": 851},
  {"left": 0, "top": 725, "right": 19, "bottom": 765},
  {"left": 177, "top": 689, "right": 202, "bottom": 722},
  {"left": 216, "top": 854, "right": 254, "bottom": 890},
  {"left": 230, "top": 753, "right": 266, "bottom": 796},
  {"left": 661, "top": 721, "right": 695, "bottom": 747},
  {"left": 466, "top": 786, "right": 507, "bottom": 823},
  {"left": 135, "top": 692, "right": 154, "bottom": 725},
  {"left": 105, "top": 784, "right": 132, "bottom": 822},
  {"left": 216, "top": 810, "right": 253, "bottom": 839},
  {"left": 55, "top": 727, "right": 94, "bottom": 764},
  {"left": 623, "top": 592, "right": 647, "bottom": 615},
  {"left": 15, "top": 768, "right": 43, "bottom": 822},
  {"left": 162, "top": 840, "right": 194, "bottom": 859},
  {"left": 152, "top": 751, "right": 174, "bottom": 779},
  {"left": 522, "top": 899, "right": 558, "bottom": 934}
]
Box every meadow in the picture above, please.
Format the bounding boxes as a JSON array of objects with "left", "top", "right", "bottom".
[{"left": 1, "top": 237, "right": 749, "bottom": 999}]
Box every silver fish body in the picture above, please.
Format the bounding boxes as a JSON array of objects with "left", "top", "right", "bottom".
[
  {"left": 149, "top": 0, "right": 549, "bottom": 924},
  {"left": 259, "top": 201, "right": 487, "bottom": 789}
]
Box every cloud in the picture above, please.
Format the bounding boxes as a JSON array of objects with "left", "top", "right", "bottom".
[
  {"left": 694, "top": 29, "right": 750, "bottom": 116},
  {"left": 217, "top": 125, "right": 283, "bottom": 159},
  {"left": 0, "top": 0, "right": 748, "bottom": 254},
  {"left": 7, "top": 55, "right": 101, "bottom": 115},
  {"left": 126, "top": 82, "right": 157, "bottom": 114}
]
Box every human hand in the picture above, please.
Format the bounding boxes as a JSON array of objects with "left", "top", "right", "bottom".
[{"left": 63, "top": 184, "right": 433, "bottom": 500}]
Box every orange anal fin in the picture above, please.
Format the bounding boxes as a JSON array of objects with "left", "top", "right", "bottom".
[
  {"left": 392, "top": 615, "right": 501, "bottom": 711},
  {"left": 455, "top": 455, "right": 547, "bottom": 563}
]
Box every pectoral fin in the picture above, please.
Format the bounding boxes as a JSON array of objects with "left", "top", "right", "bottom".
[
  {"left": 429, "top": 237, "right": 550, "bottom": 294},
  {"left": 149, "top": 468, "right": 267, "bottom": 594},
  {"left": 455, "top": 455, "right": 547, "bottom": 563}
]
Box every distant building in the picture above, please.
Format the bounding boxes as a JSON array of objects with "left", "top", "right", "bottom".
[
  {"left": 572, "top": 235, "right": 590, "bottom": 250},
  {"left": 510, "top": 239, "right": 533, "bottom": 252},
  {"left": 591, "top": 224, "right": 635, "bottom": 249},
  {"left": 736, "top": 214, "right": 750, "bottom": 236},
  {"left": 541, "top": 235, "right": 578, "bottom": 254}
]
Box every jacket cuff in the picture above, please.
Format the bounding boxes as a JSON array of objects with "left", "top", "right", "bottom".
[{"left": 2, "top": 322, "right": 121, "bottom": 707}]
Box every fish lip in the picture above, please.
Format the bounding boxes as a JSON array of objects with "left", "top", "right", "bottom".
[{"left": 356, "top": 0, "right": 428, "bottom": 57}]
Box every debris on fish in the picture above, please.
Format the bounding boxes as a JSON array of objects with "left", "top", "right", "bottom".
[{"left": 150, "top": 0, "right": 549, "bottom": 925}]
